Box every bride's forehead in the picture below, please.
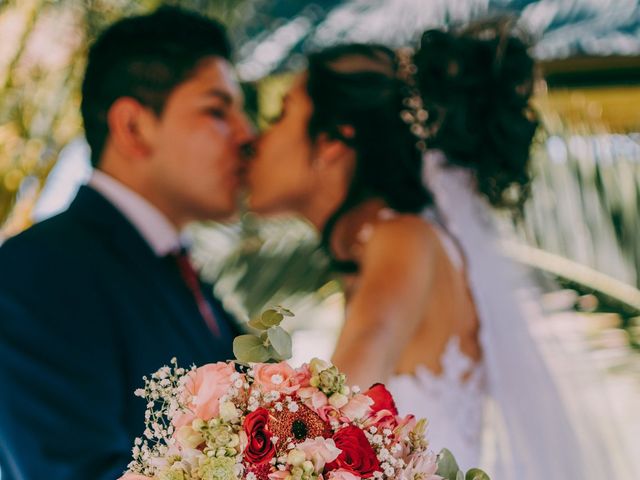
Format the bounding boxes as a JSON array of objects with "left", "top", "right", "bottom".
[{"left": 284, "top": 75, "right": 311, "bottom": 105}]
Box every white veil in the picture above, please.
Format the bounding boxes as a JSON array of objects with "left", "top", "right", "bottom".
[{"left": 422, "top": 150, "right": 635, "bottom": 479}]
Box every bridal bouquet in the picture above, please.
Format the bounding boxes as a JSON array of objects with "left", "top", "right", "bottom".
[{"left": 120, "top": 309, "right": 488, "bottom": 480}]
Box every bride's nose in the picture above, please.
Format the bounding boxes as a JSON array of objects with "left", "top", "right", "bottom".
[{"left": 232, "top": 109, "right": 256, "bottom": 148}]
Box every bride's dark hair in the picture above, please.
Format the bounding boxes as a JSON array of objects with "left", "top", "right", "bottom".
[
  {"left": 305, "top": 19, "right": 537, "bottom": 265},
  {"left": 415, "top": 19, "right": 538, "bottom": 210},
  {"left": 306, "top": 44, "right": 433, "bottom": 259}
]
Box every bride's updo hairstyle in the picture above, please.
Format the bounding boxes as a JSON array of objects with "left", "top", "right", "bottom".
[
  {"left": 305, "top": 19, "right": 537, "bottom": 265},
  {"left": 306, "top": 44, "right": 433, "bottom": 217},
  {"left": 306, "top": 44, "right": 433, "bottom": 268},
  {"left": 415, "top": 19, "right": 538, "bottom": 209}
]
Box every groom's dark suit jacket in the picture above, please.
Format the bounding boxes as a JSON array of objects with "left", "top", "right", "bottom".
[{"left": 0, "top": 186, "right": 239, "bottom": 480}]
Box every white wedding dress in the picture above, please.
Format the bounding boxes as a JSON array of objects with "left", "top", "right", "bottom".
[{"left": 385, "top": 151, "right": 634, "bottom": 478}]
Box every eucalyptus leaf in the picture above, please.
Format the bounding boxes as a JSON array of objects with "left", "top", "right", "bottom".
[
  {"left": 465, "top": 469, "right": 491, "bottom": 480},
  {"left": 456, "top": 472, "right": 464, "bottom": 480},
  {"left": 267, "top": 326, "right": 292, "bottom": 360},
  {"left": 261, "top": 309, "right": 284, "bottom": 327},
  {"left": 248, "top": 316, "right": 268, "bottom": 331},
  {"left": 233, "top": 334, "right": 271, "bottom": 363},
  {"left": 267, "top": 345, "right": 286, "bottom": 362},
  {"left": 436, "top": 449, "right": 461, "bottom": 480}
]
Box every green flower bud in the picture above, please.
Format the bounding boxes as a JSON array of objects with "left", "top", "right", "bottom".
[
  {"left": 287, "top": 449, "right": 306, "bottom": 467},
  {"left": 197, "top": 456, "right": 239, "bottom": 480},
  {"left": 302, "top": 461, "right": 314, "bottom": 473}
]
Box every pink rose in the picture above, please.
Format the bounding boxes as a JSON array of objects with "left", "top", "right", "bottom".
[
  {"left": 253, "top": 362, "right": 299, "bottom": 394},
  {"left": 177, "top": 362, "right": 236, "bottom": 426},
  {"left": 328, "top": 469, "right": 362, "bottom": 480},
  {"left": 316, "top": 404, "right": 341, "bottom": 423},
  {"left": 294, "top": 363, "right": 312, "bottom": 387},
  {"left": 298, "top": 387, "right": 329, "bottom": 411},
  {"left": 297, "top": 437, "right": 342, "bottom": 471},
  {"left": 341, "top": 393, "right": 374, "bottom": 421}
]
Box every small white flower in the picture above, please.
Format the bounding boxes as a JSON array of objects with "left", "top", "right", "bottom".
[
  {"left": 271, "top": 374, "right": 284, "bottom": 385},
  {"left": 288, "top": 402, "right": 299, "bottom": 413},
  {"left": 275, "top": 402, "right": 284, "bottom": 412}
]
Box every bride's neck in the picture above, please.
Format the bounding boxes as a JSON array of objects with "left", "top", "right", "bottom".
[{"left": 329, "top": 198, "right": 389, "bottom": 262}]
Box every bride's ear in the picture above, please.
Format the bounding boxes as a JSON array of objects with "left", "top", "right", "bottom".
[{"left": 313, "top": 132, "right": 355, "bottom": 170}]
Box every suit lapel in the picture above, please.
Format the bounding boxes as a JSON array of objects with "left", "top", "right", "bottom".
[{"left": 66, "top": 186, "right": 237, "bottom": 346}]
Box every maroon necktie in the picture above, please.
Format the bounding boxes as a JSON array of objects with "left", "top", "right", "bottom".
[{"left": 171, "top": 250, "right": 220, "bottom": 337}]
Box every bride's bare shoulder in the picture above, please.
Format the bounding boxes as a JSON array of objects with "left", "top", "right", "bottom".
[{"left": 360, "top": 212, "right": 440, "bottom": 262}]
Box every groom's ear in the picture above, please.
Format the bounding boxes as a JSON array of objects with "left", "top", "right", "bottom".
[{"left": 107, "top": 97, "right": 158, "bottom": 160}]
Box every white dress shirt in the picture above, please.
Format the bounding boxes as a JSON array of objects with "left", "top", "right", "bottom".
[{"left": 88, "top": 170, "right": 182, "bottom": 256}]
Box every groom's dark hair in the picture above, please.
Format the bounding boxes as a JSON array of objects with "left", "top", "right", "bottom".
[{"left": 81, "top": 5, "right": 231, "bottom": 167}]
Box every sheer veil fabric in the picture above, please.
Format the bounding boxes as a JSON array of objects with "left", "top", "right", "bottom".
[{"left": 421, "top": 150, "right": 634, "bottom": 479}]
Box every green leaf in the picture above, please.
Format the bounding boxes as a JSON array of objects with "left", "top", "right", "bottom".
[
  {"left": 261, "top": 309, "right": 284, "bottom": 327},
  {"left": 465, "top": 469, "right": 491, "bottom": 480},
  {"left": 267, "top": 345, "right": 286, "bottom": 362},
  {"left": 456, "top": 472, "right": 464, "bottom": 480},
  {"left": 247, "top": 316, "right": 268, "bottom": 331},
  {"left": 436, "top": 449, "right": 461, "bottom": 480},
  {"left": 233, "top": 334, "right": 271, "bottom": 363},
  {"left": 267, "top": 326, "right": 292, "bottom": 360}
]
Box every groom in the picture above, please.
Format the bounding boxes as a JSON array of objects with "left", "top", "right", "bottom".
[{"left": 0, "top": 6, "right": 252, "bottom": 480}]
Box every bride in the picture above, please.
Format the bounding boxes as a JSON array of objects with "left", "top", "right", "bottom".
[{"left": 245, "top": 20, "right": 628, "bottom": 478}]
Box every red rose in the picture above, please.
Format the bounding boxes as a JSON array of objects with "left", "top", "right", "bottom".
[
  {"left": 243, "top": 408, "right": 276, "bottom": 464},
  {"left": 365, "top": 383, "right": 398, "bottom": 416},
  {"left": 326, "top": 426, "right": 380, "bottom": 477}
]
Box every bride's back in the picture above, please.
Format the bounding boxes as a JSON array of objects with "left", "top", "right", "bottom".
[
  {"left": 334, "top": 203, "right": 482, "bottom": 378},
  {"left": 394, "top": 218, "right": 481, "bottom": 376}
]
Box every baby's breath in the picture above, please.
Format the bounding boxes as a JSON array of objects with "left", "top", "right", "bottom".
[{"left": 128, "top": 358, "right": 192, "bottom": 476}]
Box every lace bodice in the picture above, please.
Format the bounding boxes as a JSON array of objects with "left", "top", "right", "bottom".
[{"left": 387, "top": 337, "right": 485, "bottom": 471}]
